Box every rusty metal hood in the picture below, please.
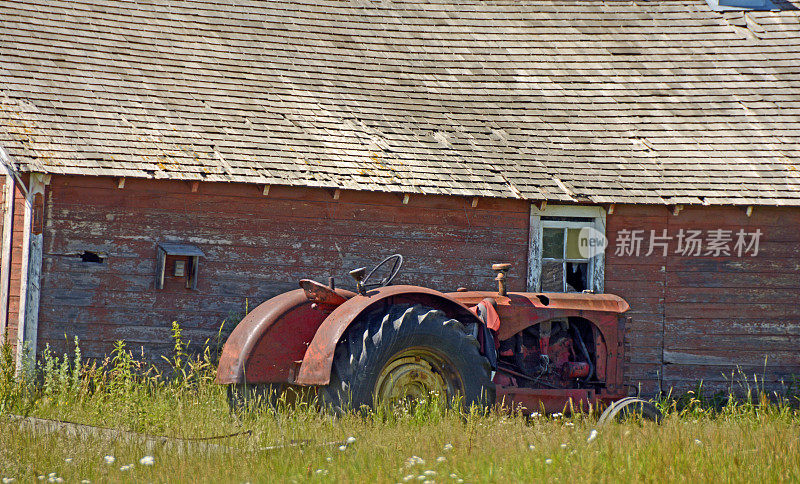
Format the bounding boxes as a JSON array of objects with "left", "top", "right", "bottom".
[{"left": 445, "top": 291, "right": 630, "bottom": 314}]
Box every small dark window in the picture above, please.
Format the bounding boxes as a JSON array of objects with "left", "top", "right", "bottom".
[{"left": 155, "top": 242, "right": 204, "bottom": 290}]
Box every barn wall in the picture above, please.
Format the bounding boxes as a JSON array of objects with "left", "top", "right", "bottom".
[
  {"left": 606, "top": 204, "right": 800, "bottom": 395},
  {"left": 37, "top": 175, "right": 530, "bottom": 359},
  {"left": 29, "top": 176, "right": 800, "bottom": 396}
]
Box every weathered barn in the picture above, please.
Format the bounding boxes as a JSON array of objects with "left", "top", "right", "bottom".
[{"left": 1, "top": 0, "right": 799, "bottom": 396}]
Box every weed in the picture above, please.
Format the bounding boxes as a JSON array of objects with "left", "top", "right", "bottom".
[{"left": 0, "top": 328, "right": 798, "bottom": 482}]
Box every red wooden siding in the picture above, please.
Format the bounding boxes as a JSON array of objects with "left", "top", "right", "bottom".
[
  {"left": 606, "top": 204, "right": 800, "bottom": 395},
  {"left": 36, "top": 175, "right": 530, "bottom": 359},
  {"left": 604, "top": 204, "right": 667, "bottom": 395}
]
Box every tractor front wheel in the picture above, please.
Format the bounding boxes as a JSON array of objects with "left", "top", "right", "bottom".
[
  {"left": 597, "top": 397, "right": 664, "bottom": 426},
  {"left": 321, "top": 304, "right": 494, "bottom": 413},
  {"left": 227, "top": 383, "right": 311, "bottom": 413},
  {"left": 227, "top": 383, "right": 284, "bottom": 413}
]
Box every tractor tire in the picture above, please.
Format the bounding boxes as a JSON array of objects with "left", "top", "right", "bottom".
[
  {"left": 597, "top": 397, "right": 663, "bottom": 426},
  {"left": 320, "top": 304, "right": 495, "bottom": 413}
]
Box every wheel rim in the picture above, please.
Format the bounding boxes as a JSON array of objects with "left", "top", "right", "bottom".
[{"left": 373, "top": 347, "right": 461, "bottom": 408}]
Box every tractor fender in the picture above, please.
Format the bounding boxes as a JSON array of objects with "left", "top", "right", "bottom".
[
  {"left": 215, "top": 288, "right": 355, "bottom": 385},
  {"left": 295, "top": 285, "right": 483, "bottom": 386}
]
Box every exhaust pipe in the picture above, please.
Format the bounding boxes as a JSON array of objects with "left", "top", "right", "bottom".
[{"left": 492, "top": 263, "right": 511, "bottom": 296}]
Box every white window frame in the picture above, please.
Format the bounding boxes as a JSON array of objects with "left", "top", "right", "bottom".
[{"left": 527, "top": 204, "right": 606, "bottom": 293}]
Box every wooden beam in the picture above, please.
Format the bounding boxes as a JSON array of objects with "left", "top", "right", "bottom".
[
  {"left": 117, "top": 177, "right": 126, "bottom": 189},
  {"left": 471, "top": 197, "right": 479, "bottom": 208},
  {"left": 402, "top": 193, "right": 410, "bottom": 205},
  {"left": 15, "top": 191, "right": 31, "bottom": 374},
  {"left": 190, "top": 181, "right": 200, "bottom": 193},
  {"left": 262, "top": 184, "right": 270, "bottom": 196},
  {"left": 536, "top": 200, "right": 547, "bottom": 211},
  {"left": 155, "top": 247, "right": 166, "bottom": 290},
  {"left": 671, "top": 204, "right": 684, "bottom": 216},
  {"left": 333, "top": 189, "right": 341, "bottom": 200},
  {"left": 608, "top": 203, "right": 615, "bottom": 215},
  {"left": 0, "top": 176, "right": 14, "bottom": 342},
  {"left": 746, "top": 205, "right": 754, "bottom": 217},
  {"left": 16, "top": 174, "right": 48, "bottom": 377}
]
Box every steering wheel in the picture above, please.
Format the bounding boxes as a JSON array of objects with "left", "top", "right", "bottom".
[{"left": 362, "top": 254, "right": 404, "bottom": 289}]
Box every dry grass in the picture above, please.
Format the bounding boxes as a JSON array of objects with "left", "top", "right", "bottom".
[
  {"left": 3, "top": 404, "right": 799, "bottom": 483},
  {"left": 1, "top": 340, "right": 799, "bottom": 483}
]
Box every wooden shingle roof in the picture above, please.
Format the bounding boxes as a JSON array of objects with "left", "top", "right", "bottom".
[{"left": 1, "top": 0, "right": 799, "bottom": 205}]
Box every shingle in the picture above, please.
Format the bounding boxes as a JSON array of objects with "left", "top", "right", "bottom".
[{"left": 0, "top": 0, "right": 799, "bottom": 205}]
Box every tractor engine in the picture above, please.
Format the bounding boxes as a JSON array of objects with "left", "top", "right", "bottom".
[{"left": 496, "top": 320, "right": 594, "bottom": 389}]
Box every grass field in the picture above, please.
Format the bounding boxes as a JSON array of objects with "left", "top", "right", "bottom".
[{"left": 1, "top": 338, "right": 799, "bottom": 483}]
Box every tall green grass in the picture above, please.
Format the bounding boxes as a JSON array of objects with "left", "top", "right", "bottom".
[{"left": 0, "top": 325, "right": 798, "bottom": 483}]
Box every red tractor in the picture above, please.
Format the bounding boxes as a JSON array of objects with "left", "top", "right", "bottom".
[{"left": 216, "top": 255, "right": 661, "bottom": 421}]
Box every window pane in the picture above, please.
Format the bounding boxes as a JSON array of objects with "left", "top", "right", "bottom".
[
  {"left": 542, "top": 228, "right": 564, "bottom": 259},
  {"left": 565, "top": 262, "right": 589, "bottom": 292},
  {"left": 566, "top": 228, "right": 586, "bottom": 260},
  {"left": 541, "top": 261, "right": 564, "bottom": 292}
]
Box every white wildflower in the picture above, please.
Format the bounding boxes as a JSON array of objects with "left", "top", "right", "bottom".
[
  {"left": 694, "top": 439, "right": 703, "bottom": 446},
  {"left": 103, "top": 455, "right": 115, "bottom": 465},
  {"left": 545, "top": 458, "right": 553, "bottom": 465},
  {"left": 64, "top": 458, "right": 73, "bottom": 463},
  {"left": 528, "top": 444, "right": 535, "bottom": 450},
  {"left": 119, "top": 464, "right": 133, "bottom": 471},
  {"left": 587, "top": 429, "right": 598, "bottom": 443},
  {"left": 416, "top": 476, "right": 426, "bottom": 481},
  {"left": 443, "top": 443, "right": 453, "bottom": 452},
  {"left": 402, "top": 475, "right": 415, "bottom": 482},
  {"left": 139, "top": 455, "right": 154, "bottom": 466},
  {"left": 326, "top": 457, "right": 332, "bottom": 462},
  {"left": 346, "top": 436, "right": 356, "bottom": 444},
  {"left": 530, "top": 412, "right": 541, "bottom": 418},
  {"left": 560, "top": 443, "right": 568, "bottom": 449},
  {"left": 450, "top": 473, "right": 458, "bottom": 479},
  {"left": 338, "top": 445, "right": 347, "bottom": 451},
  {"left": 405, "top": 456, "right": 425, "bottom": 467},
  {"left": 565, "top": 422, "right": 574, "bottom": 427},
  {"left": 436, "top": 456, "right": 446, "bottom": 463},
  {"left": 423, "top": 470, "right": 436, "bottom": 476},
  {"left": 2, "top": 478, "right": 15, "bottom": 483},
  {"left": 48, "top": 475, "right": 56, "bottom": 479},
  {"left": 81, "top": 481, "right": 90, "bottom": 484},
  {"left": 37, "top": 477, "right": 44, "bottom": 481},
  {"left": 457, "top": 480, "right": 464, "bottom": 484},
  {"left": 315, "top": 469, "right": 328, "bottom": 475}
]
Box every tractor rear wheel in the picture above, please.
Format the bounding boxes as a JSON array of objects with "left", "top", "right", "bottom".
[{"left": 321, "top": 304, "right": 494, "bottom": 413}]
